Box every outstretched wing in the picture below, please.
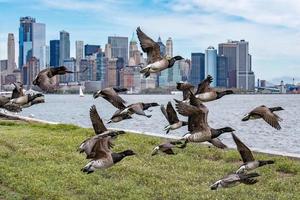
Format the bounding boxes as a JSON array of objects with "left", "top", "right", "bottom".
[
  {"left": 90, "top": 105, "right": 107, "bottom": 135},
  {"left": 101, "top": 88, "right": 126, "bottom": 110},
  {"left": 232, "top": 133, "right": 255, "bottom": 163},
  {"left": 251, "top": 106, "right": 281, "bottom": 130},
  {"left": 136, "top": 27, "right": 161, "bottom": 64},
  {"left": 195, "top": 75, "right": 213, "bottom": 94},
  {"left": 209, "top": 138, "right": 227, "bottom": 149},
  {"left": 166, "top": 102, "right": 179, "bottom": 124},
  {"left": 48, "top": 66, "right": 73, "bottom": 78},
  {"left": 92, "top": 136, "right": 113, "bottom": 159}
]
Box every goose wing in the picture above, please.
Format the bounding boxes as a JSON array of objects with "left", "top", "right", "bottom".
[
  {"left": 128, "top": 103, "right": 147, "bottom": 116},
  {"left": 251, "top": 106, "right": 281, "bottom": 130},
  {"left": 101, "top": 88, "right": 126, "bottom": 109},
  {"left": 136, "top": 27, "right": 162, "bottom": 64},
  {"left": 232, "top": 133, "right": 255, "bottom": 163},
  {"left": 166, "top": 102, "right": 179, "bottom": 124},
  {"left": 176, "top": 82, "right": 194, "bottom": 100},
  {"left": 209, "top": 138, "right": 227, "bottom": 149},
  {"left": 92, "top": 136, "right": 113, "bottom": 159},
  {"left": 195, "top": 75, "right": 213, "bottom": 94},
  {"left": 48, "top": 66, "right": 73, "bottom": 78},
  {"left": 90, "top": 105, "right": 107, "bottom": 135}
]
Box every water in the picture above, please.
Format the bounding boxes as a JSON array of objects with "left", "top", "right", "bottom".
[{"left": 20, "top": 94, "right": 300, "bottom": 157}]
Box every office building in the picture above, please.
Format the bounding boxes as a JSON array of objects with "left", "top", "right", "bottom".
[
  {"left": 188, "top": 53, "right": 205, "bottom": 86},
  {"left": 84, "top": 44, "right": 100, "bottom": 57},
  {"left": 205, "top": 46, "right": 217, "bottom": 87},
  {"left": 61, "top": 58, "right": 76, "bottom": 83},
  {"left": 59, "top": 30, "right": 70, "bottom": 66},
  {"left": 217, "top": 55, "right": 228, "bottom": 87},
  {"left": 106, "top": 58, "right": 118, "bottom": 87},
  {"left": 108, "top": 36, "right": 128, "bottom": 64},
  {"left": 50, "top": 40, "right": 60, "bottom": 67},
  {"left": 7, "top": 33, "right": 16, "bottom": 72},
  {"left": 75, "top": 41, "right": 84, "bottom": 72},
  {"left": 166, "top": 37, "right": 173, "bottom": 57}
]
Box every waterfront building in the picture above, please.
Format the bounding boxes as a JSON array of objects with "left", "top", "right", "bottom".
[
  {"left": 106, "top": 58, "right": 118, "bottom": 87},
  {"left": 108, "top": 36, "right": 128, "bottom": 65},
  {"left": 205, "top": 46, "right": 217, "bottom": 87},
  {"left": 188, "top": 53, "right": 205, "bottom": 86},
  {"left": 7, "top": 33, "right": 16, "bottom": 73},
  {"left": 84, "top": 44, "right": 100, "bottom": 57},
  {"left": 75, "top": 41, "right": 84, "bottom": 73},
  {"left": 50, "top": 40, "right": 60, "bottom": 67},
  {"left": 61, "top": 58, "right": 76, "bottom": 83},
  {"left": 95, "top": 49, "right": 106, "bottom": 81},
  {"left": 59, "top": 30, "right": 70, "bottom": 66},
  {"left": 217, "top": 55, "right": 228, "bottom": 87}
]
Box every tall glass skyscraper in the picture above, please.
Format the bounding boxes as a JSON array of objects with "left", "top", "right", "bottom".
[
  {"left": 108, "top": 36, "right": 128, "bottom": 65},
  {"left": 32, "top": 22, "right": 46, "bottom": 67},
  {"left": 217, "top": 55, "right": 228, "bottom": 87},
  {"left": 96, "top": 51, "right": 106, "bottom": 81},
  {"left": 59, "top": 30, "right": 70, "bottom": 66},
  {"left": 189, "top": 53, "right": 205, "bottom": 86},
  {"left": 205, "top": 46, "right": 217, "bottom": 87},
  {"left": 84, "top": 44, "right": 100, "bottom": 56},
  {"left": 50, "top": 40, "right": 60, "bottom": 67}
]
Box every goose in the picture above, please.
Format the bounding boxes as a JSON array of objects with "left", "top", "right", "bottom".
[
  {"left": 93, "top": 87, "right": 127, "bottom": 110},
  {"left": 0, "top": 96, "right": 22, "bottom": 112},
  {"left": 160, "top": 102, "right": 188, "bottom": 134},
  {"left": 175, "top": 91, "right": 234, "bottom": 148},
  {"left": 176, "top": 81, "right": 194, "bottom": 101},
  {"left": 33, "top": 66, "right": 74, "bottom": 92},
  {"left": 151, "top": 140, "right": 185, "bottom": 156},
  {"left": 11, "top": 82, "right": 24, "bottom": 99},
  {"left": 242, "top": 105, "right": 283, "bottom": 130},
  {"left": 232, "top": 133, "right": 274, "bottom": 174},
  {"left": 81, "top": 136, "right": 135, "bottom": 174},
  {"left": 119, "top": 102, "right": 159, "bottom": 118},
  {"left": 9, "top": 93, "right": 44, "bottom": 107},
  {"left": 79, "top": 105, "right": 126, "bottom": 158},
  {"left": 210, "top": 172, "right": 260, "bottom": 190},
  {"left": 194, "top": 75, "right": 233, "bottom": 102},
  {"left": 107, "top": 109, "right": 132, "bottom": 124},
  {"left": 136, "top": 27, "right": 183, "bottom": 78}
]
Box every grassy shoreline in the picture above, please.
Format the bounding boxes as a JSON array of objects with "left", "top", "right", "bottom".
[{"left": 0, "top": 121, "right": 299, "bottom": 199}]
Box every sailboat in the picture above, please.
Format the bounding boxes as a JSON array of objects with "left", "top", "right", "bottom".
[{"left": 79, "top": 86, "right": 84, "bottom": 97}]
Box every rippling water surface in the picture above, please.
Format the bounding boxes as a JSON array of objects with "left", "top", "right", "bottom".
[{"left": 21, "top": 94, "right": 300, "bottom": 157}]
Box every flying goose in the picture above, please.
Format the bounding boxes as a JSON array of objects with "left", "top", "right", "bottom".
[
  {"left": 175, "top": 91, "right": 234, "bottom": 148},
  {"left": 81, "top": 136, "right": 135, "bottom": 174},
  {"left": 33, "top": 66, "right": 74, "bottom": 92},
  {"left": 242, "top": 105, "right": 283, "bottom": 130},
  {"left": 176, "top": 81, "right": 194, "bottom": 101},
  {"left": 151, "top": 140, "right": 185, "bottom": 156},
  {"left": 11, "top": 82, "right": 24, "bottom": 99},
  {"left": 0, "top": 96, "right": 22, "bottom": 112},
  {"left": 161, "top": 102, "right": 188, "bottom": 134},
  {"left": 194, "top": 75, "right": 233, "bottom": 102},
  {"left": 119, "top": 102, "right": 159, "bottom": 118},
  {"left": 136, "top": 27, "right": 183, "bottom": 78},
  {"left": 93, "top": 87, "right": 128, "bottom": 110},
  {"left": 232, "top": 133, "right": 274, "bottom": 174},
  {"left": 107, "top": 109, "right": 133, "bottom": 124},
  {"left": 79, "top": 105, "right": 126, "bottom": 158},
  {"left": 210, "top": 172, "right": 260, "bottom": 190}
]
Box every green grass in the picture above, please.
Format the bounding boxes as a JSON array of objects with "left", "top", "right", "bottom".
[{"left": 0, "top": 121, "right": 299, "bottom": 200}]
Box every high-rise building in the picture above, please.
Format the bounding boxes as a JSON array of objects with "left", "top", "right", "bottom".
[
  {"left": 217, "top": 55, "right": 228, "bottom": 87},
  {"left": 218, "top": 40, "right": 255, "bottom": 90},
  {"left": 129, "top": 33, "right": 141, "bottom": 65},
  {"left": 24, "top": 57, "right": 40, "bottom": 86},
  {"left": 50, "top": 40, "right": 60, "bottom": 67},
  {"left": 108, "top": 36, "right": 128, "bottom": 64},
  {"left": 205, "top": 46, "right": 217, "bottom": 87},
  {"left": 166, "top": 37, "right": 173, "bottom": 57},
  {"left": 7, "top": 33, "right": 16, "bottom": 73},
  {"left": 104, "top": 43, "right": 112, "bottom": 59},
  {"left": 106, "top": 58, "right": 118, "bottom": 87},
  {"left": 40, "top": 45, "right": 49, "bottom": 70},
  {"left": 84, "top": 44, "right": 100, "bottom": 57},
  {"left": 59, "top": 30, "right": 70, "bottom": 66},
  {"left": 188, "top": 53, "right": 205, "bottom": 86},
  {"left": 75, "top": 41, "right": 84, "bottom": 72},
  {"left": 32, "top": 22, "right": 46, "bottom": 68},
  {"left": 95, "top": 50, "right": 106, "bottom": 81},
  {"left": 157, "top": 37, "right": 166, "bottom": 56},
  {"left": 62, "top": 58, "right": 76, "bottom": 83},
  {"left": 79, "top": 58, "right": 96, "bottom": 82}
]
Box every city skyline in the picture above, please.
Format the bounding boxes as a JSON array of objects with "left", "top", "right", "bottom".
[{"left": 0, "top": 0, "right": 299, "bottom": 83}]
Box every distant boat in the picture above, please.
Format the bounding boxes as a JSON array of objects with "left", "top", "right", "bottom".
[{"left": 79, "top": 86, "right": 84, "bottom": 97}]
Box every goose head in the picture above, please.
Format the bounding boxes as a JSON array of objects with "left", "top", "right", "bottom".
[{"left": 210, "top": 180, "right": 222, "bottom": 190}]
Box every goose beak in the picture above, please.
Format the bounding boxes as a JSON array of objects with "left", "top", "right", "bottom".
[
  {"left": 93, "top": 91, "right": 100, "bottom": 99},
  {"left": 151, "top": 147, "right": 159, "bottom": 156}
]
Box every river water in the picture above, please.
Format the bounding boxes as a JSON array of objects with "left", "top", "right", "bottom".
[{"left": 20, "top": 94, "right": 300, "bottom": 157}]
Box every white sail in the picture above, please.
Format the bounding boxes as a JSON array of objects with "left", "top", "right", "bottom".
[{"left": 79, "top": 86, "right": 84, "bottom": 97}]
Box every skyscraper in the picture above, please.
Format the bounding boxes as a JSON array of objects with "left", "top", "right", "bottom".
[
  {"left": 189, "top": 53, "right": 205, "bottom": 86},
  {"left": 40, "top": 45, "right": 49, "bottom": 70},
  {"left": 59, "top": 30, "right": 70, "bottom": 66},
  {"left": 84, "top": 44, "right": 100, "bottom": 56},
  {"left": 104, "top": 43, "right": 112, "bottom": 59},
  {"left": 32, "top": 22, "right": 46, "bottom": 67},
  {"left": 75, "top": 40, "right": 84, "bottom": 73},
  {"left": 166, "top": 37, "right": 173, "bottom": 57},
  {"left": 218, "top": 40, "right": 255, "bottom": 90},
  {"left": 129, "top": 33, "right": 141, "bottom": 65},
  {"left": 217, "top": 55, "right": 228, "bottom": 87},
  {"left": 50, "top": 40, "right": 60, "bottom": 67},
  {"left": 7, "top": 33, "right": 16, "bottom": 73},
  {"left": 96, "top": 50, "right": 106, "bottom": 81},
  {"left": 205, "top": 46, "right": 217, "bottom": 87},
  {"left": 19, "top": 16, "right": 35, "bottom": 69},
  {"left": 108, "top": 36, "right": 128, "bottom": 64}
]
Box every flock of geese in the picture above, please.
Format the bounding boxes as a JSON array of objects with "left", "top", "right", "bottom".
[{"left": 0, "top": 27, "right": 285, "bottom": 191}]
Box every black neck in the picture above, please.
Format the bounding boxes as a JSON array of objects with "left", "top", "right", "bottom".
[
  {"left": 269, "top": 107, "right": 282, "bottom": 112},
  {"left": 216, "top": 90, "right": 232, "bottom": 99},
  {"left": 211, "top": 128, "right": 226, "bottom": 138},
  {"left": 182, "top": 121, "right": 188, "bottom": 126},
  {"left": 111, "top": 152, "right": 126, "bottom": 164},
  {"left": 258, "top": 160, "right": 274, "bottom": 166},
  {"left": 168, "top": 57, "right": 176, "bottom": 67}
]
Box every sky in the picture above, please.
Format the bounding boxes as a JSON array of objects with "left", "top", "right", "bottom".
[{"left": 0, "top": 0, "right": 299, "bottom": 83}]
